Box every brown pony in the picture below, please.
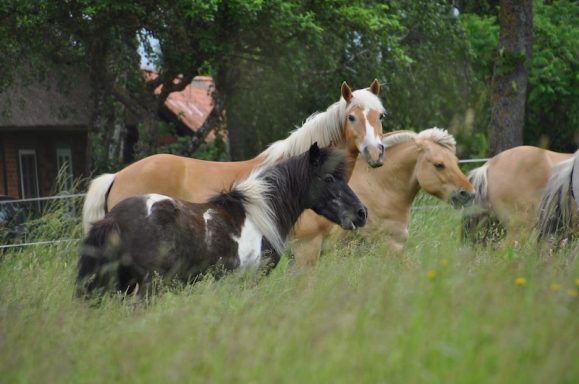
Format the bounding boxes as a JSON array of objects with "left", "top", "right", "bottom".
[
  {"left": 536, "top": 150, "right": 579, "bottom": 242},
  {"left": 292, "top": 128, "right": 475, "bottom": 266},
  {"left": 82, "top": 80, "right": 385, "bottom": 233},
  {"left": 462, "top": 145, "right": 573, "bottom": 244}
]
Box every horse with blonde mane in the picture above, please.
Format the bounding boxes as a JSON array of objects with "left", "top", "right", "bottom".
[
  {"left": 462, "top": 146, "right": 573, "bottom": 244},
  {"left": 536, "top": 150, "right": 579, "bottom": 243},
  {"left": 292, "top": 128, "right": 475, "bottom": 266},
  {"left": 83, "top": 80, "right": 386, "bottom": 234}
]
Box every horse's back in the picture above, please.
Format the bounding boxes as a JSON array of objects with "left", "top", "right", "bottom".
[
  {"left": 486, "top": 146, "right": 572, "bottom": 226},
  {"left": 108, "top": 154, "right": 258, "bottom": 210}
]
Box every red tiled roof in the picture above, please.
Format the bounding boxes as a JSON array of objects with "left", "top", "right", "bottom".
[{"left": 143, "top": 71, "right": 214, "bottom": 135}]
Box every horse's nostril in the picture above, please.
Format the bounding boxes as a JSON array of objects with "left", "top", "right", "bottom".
[
  {"left": 460, "top": 190, "right": 468, "bottom": 197},
  {"left": 357, "top": 208, "right": 367, "bottom": 219}
]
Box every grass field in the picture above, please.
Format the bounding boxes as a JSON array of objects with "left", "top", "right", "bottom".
[{"left": 1, "top": 197, "right": 577, "bottom": 383}]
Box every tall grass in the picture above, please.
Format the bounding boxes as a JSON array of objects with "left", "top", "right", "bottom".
[{"left": 0, "top": 196, "right": 577, "bottom": 383}]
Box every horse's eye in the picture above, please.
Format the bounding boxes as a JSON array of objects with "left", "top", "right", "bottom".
[
  {"left": 379, "top": 113, "right": 385, "bottom": 120},
  {"left": 434, "top": 163, "right": 445, "bottom": 170},
  {"left": 324, "top": 175, "right": 335, "bottom": 183},
  {"left": 348, "top": 114, "right": 356, "bottom": 123}
]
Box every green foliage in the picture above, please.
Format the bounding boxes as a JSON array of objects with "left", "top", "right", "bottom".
[{"left": 461, "top": 0, "right": 579, "bottom": 153}]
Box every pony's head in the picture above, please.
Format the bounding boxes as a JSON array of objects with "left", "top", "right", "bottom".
[
  {"left": 413, "top": 129, "right": 475, "bottom": 207},
  {"left": 307, "top": 143, "right": 367, "bottom": 229},
  {"left": 342, "top": 80, "right": 385, "bottom": 168}
]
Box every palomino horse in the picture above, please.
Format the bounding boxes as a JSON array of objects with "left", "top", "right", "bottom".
[
  {"left": 292, "top": 128, "right": 475, "bottom": 266},
  {"left": 462, "top": 146, "right": 573, "bottom": 244},
  {"left": 77, "top": 144, "right": 367, "bottom": 296},
  {"left": 536, "top": 150, "right": 579, "bottom": 242},
  {"left": 82, "top": 80, "right": 385, "bottom": 233}
]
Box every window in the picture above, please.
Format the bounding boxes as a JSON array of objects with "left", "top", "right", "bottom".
[
  {"left": 18, "top": 149, "right": 40, "bottom": 199},
  {"left": 56, "top": 148, "right": 74, "bottom": 191}
]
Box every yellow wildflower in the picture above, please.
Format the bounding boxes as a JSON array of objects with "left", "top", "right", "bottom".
[
  {"left": 567, "top": 289, "right": 578, "bottom": 298},
  {"left": 440, "top": 258, "right": 449, "bottom": 267},
  {"left": 550, "top": 283, "right": 561, "bottom": 292},
  {"left": 426, "top": 271, "right": 437, "bottom": 280},
  {"left": 575, "top": 278, "right": 579, "bottom": 287},
  {"left": 515, "top": 277, "right": 526, "bottom": 286}
]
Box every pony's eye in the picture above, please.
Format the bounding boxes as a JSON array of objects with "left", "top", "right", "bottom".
[
  {"left": 324, "top": 175, "right": 335, "bottom": 183},
  {"left": 434, "top": 163, "right": 445, "bottom": 170},
  {"left": 379, "top": 113, "right": 385, "bottom": 120},
  {"left": 348, "top": 114, "right": 356, "bottom": 123}
]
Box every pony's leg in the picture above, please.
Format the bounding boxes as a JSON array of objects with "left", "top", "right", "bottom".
[{"left": 292, "top": 235, "right": 324, "bottom": 268}]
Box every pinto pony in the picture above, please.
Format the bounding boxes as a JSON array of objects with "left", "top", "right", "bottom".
[
  {"left": 462, "top": 146, "right": 573, "bottom": 244},
  {"left": 77, "top": 144, "right": 367, "bottom": 296},
  {"left": 292, "top": 128, "right": 474, "bottom": 265},
  {"left": 82, "top": 80, "right": 385, "bottom": 234},
  {"left": 536, "top": 150, "right": 579, "bottom": 242}
]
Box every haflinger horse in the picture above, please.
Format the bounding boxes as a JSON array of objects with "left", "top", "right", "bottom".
[
  {"left": 82, "top": 80, "right": 386, "bottom": 234},
  {"left": 291, "top": 128, "right": 475, "bottom": 266},
  {"left": 462, "top": 146, "right": 573, "bottom": 244},
  {"left": 76, "top": 143, "right": 367, "bottom": 296},
  {"left": 536, "top": 149, "right": 579, "bottom": 243}
]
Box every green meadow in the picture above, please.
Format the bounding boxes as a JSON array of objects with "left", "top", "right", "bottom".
[{"left": 1, "top": 196, "right": 577, "bottom": 384}]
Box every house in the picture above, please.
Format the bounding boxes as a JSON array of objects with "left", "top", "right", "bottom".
[{"left": 0, "top": 69, "right": 215, "bottom": 200}]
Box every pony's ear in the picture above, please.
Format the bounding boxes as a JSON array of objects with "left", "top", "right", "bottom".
[
  {"left": 341, "top": 81, "right": 353, "bottom": 103},
  {"left": 309, "top": 142, "right": 321, "bottom": 165},
  {"left": 369, "top": 79, "right": 380, "bottom": 95}
]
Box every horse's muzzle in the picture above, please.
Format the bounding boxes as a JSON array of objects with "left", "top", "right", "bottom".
[
  {"left": 450, "top": 189, "right": 476, "bottom": 208},
  {"left": 363, "top": 144, "right": 385, "bottom": 168},
  {"left": 340, "top": 206, "right": 367, "bottom": 230}
]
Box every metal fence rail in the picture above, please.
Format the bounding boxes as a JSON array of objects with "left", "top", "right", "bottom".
[{"left": 0, "top": 157, "right": 490, "bottom": 250}]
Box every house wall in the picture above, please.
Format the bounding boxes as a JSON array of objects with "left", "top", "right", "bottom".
[{"left": 0, "top": 130, "right": 87, "bottom": 198}]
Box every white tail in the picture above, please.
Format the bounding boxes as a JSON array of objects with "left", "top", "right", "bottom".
[
  {"left": 82, "top": 173, "right": 116, "bottom": 234},
  {"left": 536, "top": 151, "right": 577, "bottom": 239},
  {"left": 468, "top": 165, "right": 489, "bottom": 209}
]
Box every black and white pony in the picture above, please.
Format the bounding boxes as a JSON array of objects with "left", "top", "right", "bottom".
[
  {"left": 77, "top": 143, "right": 367, "bottom": 296},
  {"left": 536, "top": 149, "right": 579, "bottom": 243}
]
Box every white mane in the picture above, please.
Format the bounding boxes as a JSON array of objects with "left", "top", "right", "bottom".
[
  {"left": 260, "top": 88, "right": 384, "bottom": 164},
  {"left": 233, "top": 168, "right": 285, "bottom": 255},
  {"left": 382, "top": 127, "right": 456, "bottom": 153}
]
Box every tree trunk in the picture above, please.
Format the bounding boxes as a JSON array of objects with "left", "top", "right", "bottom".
[{"left": 487, "top": 0, "right": 533, "bottom": 156}]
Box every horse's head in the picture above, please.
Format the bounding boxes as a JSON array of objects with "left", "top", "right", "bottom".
[
  {"left": 342, "top": 80, "right": 385, "bottom": 168},
  {"left": 307, "top": 143, "right": 367, "bottom": 229},
  {"left": 414, "top": 133, "right": 475, "bottom": 208}
]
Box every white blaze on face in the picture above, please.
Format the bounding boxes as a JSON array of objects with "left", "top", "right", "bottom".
[
  {"left": 361, "top": 108, "right": 381, "bottom": 150},
  {"left": 231, "top": 218, "right": 263, "bottom": 268},
  {"left": 145, "top": 194, "right": 173, "bottom": 216}
]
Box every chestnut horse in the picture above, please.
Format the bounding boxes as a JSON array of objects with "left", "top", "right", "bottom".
[
  {"left": 536, "top": 150, "right": 579, "bottom": 242},
  {"left": 462, "top": 146, "right": 573, "bottom": 244},
  {"left": 82, "top": 80, "right": 385, "bottom": 233},
  {"left": 292, "top": 128, "right": 475, "bottom": 266},
  {"left": 77, "top": 144, "right": 367, "bottom": 296}
]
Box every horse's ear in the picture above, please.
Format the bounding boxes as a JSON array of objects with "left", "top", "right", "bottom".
[
  {"left": 309, "top": 142, "right": 321, "bottom": 165},
  {"left": 369, "top": 79, "right": 380, "bottom": 95},
  {"left": 341, "top": 81, "right": 353, "bottom": 103}
]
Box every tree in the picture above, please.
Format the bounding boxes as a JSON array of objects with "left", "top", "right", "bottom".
[{"left": 487, "top": 0, "right": 533, "bottom": 156}]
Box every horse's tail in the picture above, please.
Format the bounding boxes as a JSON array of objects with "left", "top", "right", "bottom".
[
  {"left": 82, "top": 173, "right": 116, "bottom": 234},
  {"left": 468, "top": 164, "right": 490, "bottom": 208},
  {"left": 76, "top": 217, "right": 121, "bottom": 298},
  {"left": 536, "top": 153, "right": 576, "bottom": 241},
  {"left": 461, "top": 164, "right": 500, "bottom": 244}
]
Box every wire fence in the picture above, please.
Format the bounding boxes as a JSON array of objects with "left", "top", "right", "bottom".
[{"left": 0, "top": 157, "right": 490, "bottom": 250}]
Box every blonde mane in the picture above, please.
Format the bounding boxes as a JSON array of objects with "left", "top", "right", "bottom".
[
  {"left": 260, "top": 88, "right": 384, "bottom": 164},
  {"left": 381, "top": 127, "right": 456, "bottom": 153}
]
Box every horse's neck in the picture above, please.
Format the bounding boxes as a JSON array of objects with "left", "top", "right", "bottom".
[
  {"left": 355, "top": 142, "right": 421, "bottom": 221},
  {"left": 265, "top": 168, "right": 311, "bottom": 240}
]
